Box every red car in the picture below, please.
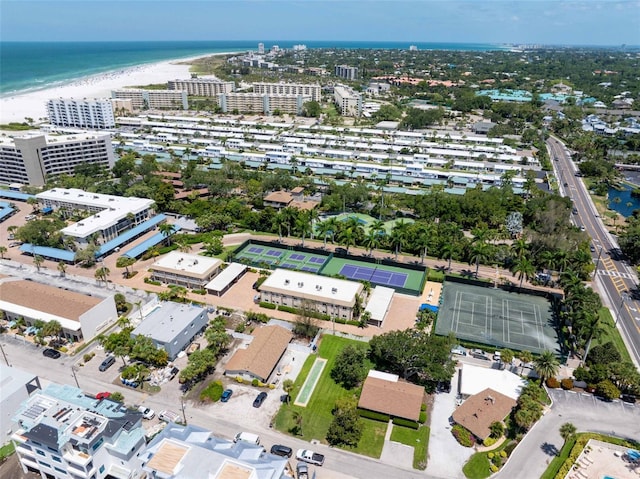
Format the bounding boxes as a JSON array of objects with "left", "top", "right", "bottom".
[{"left": 95, "top": 392, "right": 111, "bottom": 400}]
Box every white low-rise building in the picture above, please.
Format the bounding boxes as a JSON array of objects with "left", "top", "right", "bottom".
[
  {"left": 150, "top": 251, "right": 222, "bottom": 289},
  {"left": 259, "top": 268, "right": 364, "bottom": 320}
]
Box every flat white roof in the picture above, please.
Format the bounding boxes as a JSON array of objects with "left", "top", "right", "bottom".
[
  {"left": 132, "top": 302, "right": 205, "bottom": 343},
  {"left": 205, "top": 263, "right": 247, "bottom": 292},
  {"left": 259, "top": 268, "right": 363, "bottom": 306},
  {"left": 152, "top": 252, "right": 222, "bottom": 278},
  {"left": 367, "top": 369, "right": 398, "bottom": 382},
  {"left": 364, "top": 286, "right": 394, "bottom": 322},
  {"left": 37, "top": 188, "right": 154, "bottom": 238},
  {"left": 460, "top": 364, "right": 525, "bottom": 400}
]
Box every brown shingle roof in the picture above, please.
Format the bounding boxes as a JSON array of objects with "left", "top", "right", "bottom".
[
  {"left": 290, "top": 200, "right": 319, "bottom": 211},
  {"left": 263, "top": 191, "right": 293, "bottom": 205},
  {"left": 0, "top": 279, "right": 101, "bottom": 320},
  {"left": 358, "top": 375, "right": 424, "bottom": 421},
  {"left": 224, "top": 325, "right": 293, "bottom": 382},
  {"left": 452, "top": 388, "right": 516, "bottom": 440}
]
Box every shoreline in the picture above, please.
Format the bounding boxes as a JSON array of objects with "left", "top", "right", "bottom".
[{"left": 0, "top": 51, "right": 237, "bottom": 125}]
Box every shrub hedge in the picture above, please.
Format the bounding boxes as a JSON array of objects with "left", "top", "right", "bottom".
[
  {"left": 200, "top": 381, "right": 223, "bottom": 402},
  {"left": 259, "top": 302, "right": 277, "bottom": 309},
  {"left": 546, "top": 377, "right": 560, "bottom": 388},
  {"left": 357, "top": 409, "right": 390, "bottom": 422},
  {"left": 484, "top": 436, "right": 497, "bottom": 447},
  {"left": 393, "top": 417, "right": 420, "bottom": 429},
  {"left": 561, "top": 378, "right": 574, "bottom": 390},
  {"left": 419, "top": 411, "right": 427, "bottom": 423},
  {"left": 452, "top": 424, "right": 474, "bottom": 447}
]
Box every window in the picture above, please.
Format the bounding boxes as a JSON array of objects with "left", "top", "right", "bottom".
[
  {"left": 52, "top": 456, "right": 62, "bottom": 463},
  {"left": 55, "top": 467, "right": 66, "bottom": 474},
  {"left": 99, "top": 465, "right": 105, "bottom": 474},
  {"left": 38, "top": 461, "right": 50, "bottom": 468},
  {"left": 36, "top": 449, "right": 46, "bottom": 456}
]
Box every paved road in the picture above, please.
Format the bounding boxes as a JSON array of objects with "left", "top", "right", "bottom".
[
  {"left": 497, "top": 388, "right": 640, "bottom": 479},
  {"left": 548, "top": 135, "right": 640, "bottom": 367}
]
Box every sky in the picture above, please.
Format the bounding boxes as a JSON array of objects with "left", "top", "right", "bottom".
[{"left": 1, "top": 0, "right": 639, "bottom": 46}]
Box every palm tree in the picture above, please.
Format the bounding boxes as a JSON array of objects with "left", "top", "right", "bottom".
[
  {"left": 533, "top": 350, "right": 560, "bottom": 384},
  {"left": 389, "top": 220, "right": 409, "bottom": 260},
  {"left": 159, "top": 223, "right": 175, "bottom": 246},
  {"left": 554, "top": 250, "right": 570, "bottom": 275},
  {"left": 33, "top": 255, "right": 44, "bottom": 272},
  {"left": 470, "top": 242, "right": 491, "bottom": 278},
  {"left": 559, "top": 423, "right": 576, "bottom": 441},
  {"left": 274, "top": 211, "right": 287, "bottom": 241},
  {"left": 324, "top": 217, "right": 340, "bottom": 244},
  {"left": 316, "top": 220, "right": 332, "bottom": 248},
  {"left": 116, "top": 256, "right": 136, "bottom": 278},
  {"left": 441, "top": 242, "right": 457, "bottom": 271},
  {"left": 363, "top": 229, "right": 380, "bottom": 256},
  {"left": 337, "top": 227, "right": 356, "bottom": 254},
  {"left": 57, "top": 261, "right": 67, "bottom": 277},
  {"left": 95, "top": 266, "right": 110, "bottom": 286},
  {"left": 0, "top": 246, "right": 6, "bottom": 259},
  {"left": 511, "top": 255, "right": 535, "bottom": 288},
  {"left": 511, "top": 238, "right": 528, "bottom": 261},
  {"left": 291, "top": 410, "right": 304, "bottom": 436},
  {"left": 518, "top": 350, "right": 533, "bottom": 375},
  {"left": 176, "top": 239, "right": 192, "bottom": 253},
  {"left": 295, "top": 211, "right": 312, "bottom": 247},
  {"left": 282, "top": 379, "right": 294, "bottom": 404}
]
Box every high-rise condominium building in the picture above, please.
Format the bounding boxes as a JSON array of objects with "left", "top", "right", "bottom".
[
  {"left": 334, "top": 85, "right": 363, "bottom": 116},
  {"left": 218, "top": 93, "right": 311, "bottom": 115},
  {"left": 334, "top": 65, "right": 359, "bottom": 80},
  {"left": 0, "top": 133, "right": 115, "bottom": 186},
  {"left": 258, "top": 42, "right": 265, "bottom": 54},
  {"left": 111, "top": 89, "right": 188, "bottom": 110},
  {"left": 167, "top": 78, "right": 234, "bottom": 97},
  {"left": 46, "top": 98, "right": 116, "bottom": 129},
  {"left": 252, "top": 82, "right": 321, "bottom": 102}
]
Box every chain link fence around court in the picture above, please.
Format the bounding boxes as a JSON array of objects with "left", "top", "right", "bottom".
[{"left": 434, "top": 278, "right": 561, "bottom": 355}]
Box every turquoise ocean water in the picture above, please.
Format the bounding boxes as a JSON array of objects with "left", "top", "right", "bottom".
[{"left": 0, "top": 41, "right": 502, "bottom": 97}]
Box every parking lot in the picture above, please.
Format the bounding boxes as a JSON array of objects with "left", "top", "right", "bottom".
[{"left": 547, "top": 388, "right": 640, "bottom": 417}]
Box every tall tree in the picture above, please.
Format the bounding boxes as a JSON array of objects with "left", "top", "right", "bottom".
[{"left": 533, "top": 350, "right": 560, "bottom": 384}]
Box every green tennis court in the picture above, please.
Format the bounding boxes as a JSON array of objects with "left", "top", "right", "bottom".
[
  {"left": 435, "top": 281, "right": 559, "bottom": 354},
  {"left": 322, "top": 256, "right": 425, "bottom": 295}
]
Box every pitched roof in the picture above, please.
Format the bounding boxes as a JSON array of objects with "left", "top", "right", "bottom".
[
  {"left": 263, "top": 191, "right": 293, "bottom": 205},
  {"left": 358, "top": 373, "right": 424, "bottom": 421},
  {"left": 452, "top": 388, "right": 516, "bottom": 440},
  {"left": 224, "top": 325, "right": 292, "bottom": 381}
]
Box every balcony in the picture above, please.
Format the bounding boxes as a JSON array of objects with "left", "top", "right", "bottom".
[{"left": 63, "top": 449, "right": 92, "bottom": 467}]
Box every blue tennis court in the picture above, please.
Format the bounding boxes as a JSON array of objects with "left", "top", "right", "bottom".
[
  {"left": 248, "top": 247, "right": 264, "bottom": 254},
  {"left": 266, "top": 250, "right": 282, "bottom": 257},
  {"left": 309, "top": 257, "right": 326, "bottom": 264},
  {"left": 281, "top": 262, "right": 297, "bottom": 269},
  {"left": 302, "top": 266, "right": 318, "bottom": 273},
  {"left": 339, "top": 264, "right": 408, "bottom": 287}
]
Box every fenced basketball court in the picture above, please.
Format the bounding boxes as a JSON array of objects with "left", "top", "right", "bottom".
[{"left": 435, "top": 280, "right": 559, "bottom": 354}]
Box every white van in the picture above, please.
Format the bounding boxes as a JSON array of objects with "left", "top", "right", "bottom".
[
  {"left": 234, "top": 432, "right": 260, "bottom": 445},
  {"left": 158, "top": 410, "right": 180, "bottom": 423}
]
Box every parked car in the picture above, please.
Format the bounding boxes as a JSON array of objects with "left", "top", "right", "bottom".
[
  {"left": 296, "top": 462, "right": 309, "bottom": 479},
  {"left": 168, "top": 366, "right": 179, "bottom": 380},
  {"left": 296, "top": 449, "right": 325, "bottom": 466},
  {"left": 99, "top": 355, "right": 116, "bottom": 371},
  {"left": 221, "top": 389, "right": 233, "bottom": 402},
  {"left": 253, "top": 392, "right": 267, "bottom": 408},
  {"left": 234, "top": 432, "right": 260, "bottom": 445},
  {"left": 42, "top": 348, "right": 61, "bottom": 359},
  {"left": 270, "top": 444, "right": 293, "bottom": 458},
  {"left": 137, "top": 406, "right": 155, "bottom": 420},
  {"left": 95, "top": 392, "right": 111, "bottom": 400},
  {"left": 158, "top": 410, "right": 180, "bottom": 423},
  {"left": 621, "top": 394, "right": 637, "bottom": 404}
]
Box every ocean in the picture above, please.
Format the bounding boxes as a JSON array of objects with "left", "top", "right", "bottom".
[{"left": 0, "top": 41, "right": 502, "bottom": 96}]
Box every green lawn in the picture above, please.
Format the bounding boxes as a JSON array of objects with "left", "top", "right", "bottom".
[
  {"left": 0, "top": 442, "right": 15, "bottom": 461},
  {"left": 593, "top": 307, "right": 632, "bottom": 363},
  {"left": 462, "top": 439, "right": 516, "bottom": 479},
  {"left": 274, "top": 335, "right": 384, "bottom": 457},
  {"left": 390, "top": 424, "right": 431, "bottom": 469}
]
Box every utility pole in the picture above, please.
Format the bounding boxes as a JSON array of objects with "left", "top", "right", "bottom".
[
  {"left": 71, "top": 366, "right": 80, "bottom": 389},
  {"left": 180, "top": 396, "right": 187, "bottom": 425},
  {"left": 0, "top": 341, "right": 10, "bottom": 366},
  {"left": 593, "top": 246, "right": 604, "bottom": 277}
]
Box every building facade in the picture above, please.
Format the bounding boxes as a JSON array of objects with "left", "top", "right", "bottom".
[
  {"left": 46, "top": 98, "right": 116, "bottom": 129},
  {"left": 334, "top": 65, "right": 359, "bottom": 80},
  {"left": 218, "top": 92, "right": 310, "bottom": 115},
  {"left": 0, "top": 133, "right": 115, "bottom": 186},
  {"left": 150, "top": 251, "right": 222, "bottom": 289},
  {"left": 0, "top": 365, "right": 41, "bottom": 446},
  {"left": 12, "top": 384, "right": 146, "bottom": 479},
  {"left": 167, "top": 78, "right": 234, "bottom": 97},
  {"left": 334, "top": 85, "right": 363, "bottom": 116},
  {"left": 111, "top": 89, "right": 188, "bottom": 110},
  {"left": 131, "top": 302, "right": 209, "bottom": 359},
  {"left": 259, "top": 269, "right": 364, "bottom": 320},
  {"left": 36, "top": 188, "right": 156, "bottom": 245},
  {"left": 252, "top": 81, "right": 321, "bottom": 102},
  {"left": 0, "top": 278, "right": 118, "bottom": 342}
]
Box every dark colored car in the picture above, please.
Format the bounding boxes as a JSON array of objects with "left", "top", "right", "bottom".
[
  {"left": 253, "top": 392, "right": 267, "bottom": 408},
  {"left": 621, "top": 394, "right": 637, "bottom": 404},
  {"left": 221, "top": 389, "right": 233, "bottom": 402},
  {"left": 99, "top": 355, "right": 116, "bottom": 371},
  {"left": 270, "top": 444, "right": 293, "bottom": 458},
  {"left": 335, "top": 247, "right": 348, "bottom": 255},
  {"left": 168, "top": 366, "right": 179, "bottom": 380},
  {"left": 43, "top": 348, "right": 61, "bottom": 359}
]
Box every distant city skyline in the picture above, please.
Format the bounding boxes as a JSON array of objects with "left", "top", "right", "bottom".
[{"left": 1, "top": 0, "right": 639, "bottom": 46}]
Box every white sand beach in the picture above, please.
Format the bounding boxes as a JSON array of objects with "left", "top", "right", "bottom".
[{"left": 0, "top": 53, "right": 228, "bottom": 125}]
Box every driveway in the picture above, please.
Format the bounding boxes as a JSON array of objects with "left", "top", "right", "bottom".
[
  {"left": 497, "top": 388, "right": 640, "bottom": 479},
  {"left": 425, "top": 373, "right": 474, "bottom": 479}
]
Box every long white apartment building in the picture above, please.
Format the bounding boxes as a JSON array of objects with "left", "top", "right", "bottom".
[
  {"left": 12, "top": 383, "right": 146, "bottom": 479},
  {"left": 0, "top": 133, "right": 115, "bottom": 186},
  {"left": 252, "top": 81, "right": 321, "bottom": 102},
  {"left": 167, "top": 77, "right": 234, "bottom": 96},
  {"left": 36, "top": 188, "right": 155, "bottom": 244},
  {"left": 111, "top": 89, "right": 188, "bottom": 110},
  {"left": 46, "top": 98, "right": 116, "bottom": 129},
  {"left": 335, "top": 64, "right": 359, "bottom": 80},
  {"left": 334, "top": 85, "right": 363, "bottom": 116},
  {"left": 218, "top": 92, "right": 311, "bottom": 115}
]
